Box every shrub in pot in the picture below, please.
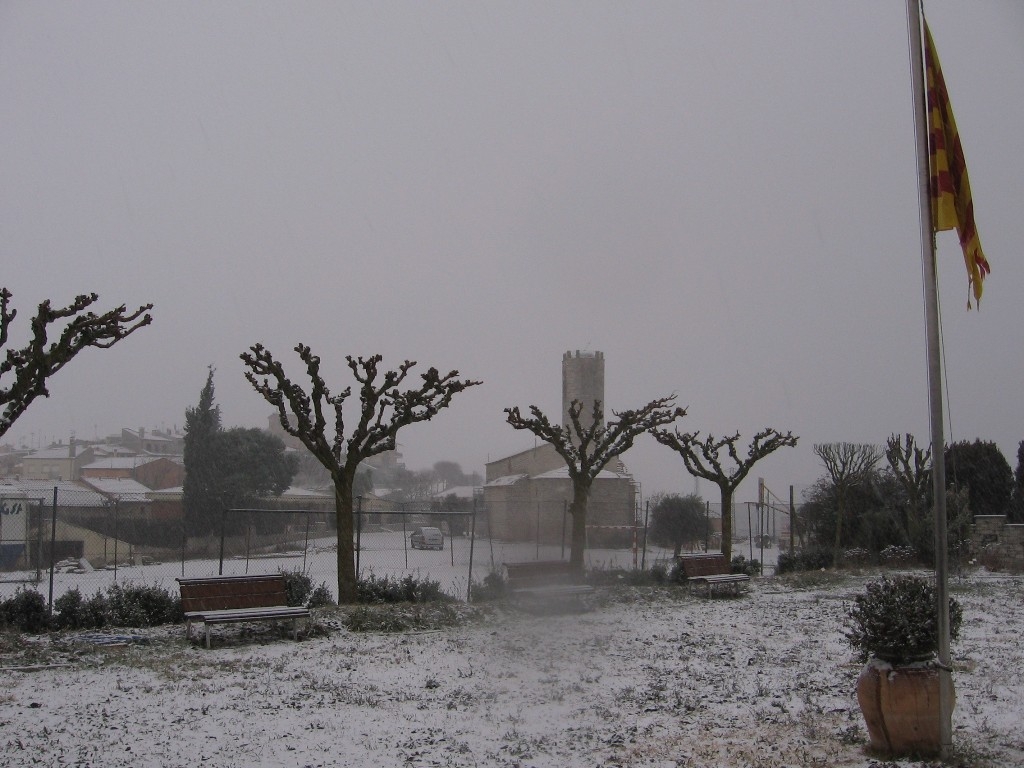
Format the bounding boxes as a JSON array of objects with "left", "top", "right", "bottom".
[{"left": 846, "top": 574, "right": 962, "bottom": 757}]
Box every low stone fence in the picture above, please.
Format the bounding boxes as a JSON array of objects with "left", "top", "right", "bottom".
[{"left": 972, "top": 515, "right": 1024, "bottom": 572}]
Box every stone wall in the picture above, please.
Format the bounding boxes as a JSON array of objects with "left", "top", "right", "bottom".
[{"left": 971, "top": 515, "right": 1024, "bottom": 572}]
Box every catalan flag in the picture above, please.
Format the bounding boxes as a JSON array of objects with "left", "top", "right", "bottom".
[{"left": 925, "top": 21, "right": 990, "bottom": 307}]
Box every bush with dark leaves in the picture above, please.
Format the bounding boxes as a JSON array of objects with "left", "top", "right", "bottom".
[
  {"left": 106, "top": 583, "right": 183, "bottom": 627},
  {"left": 307, "top": 583, "right": 336, "bottom": 608},
  {"left": 777, "top": 549, "right": 834, "bottom": 574},
  {"left": 1, "top": 589, "right": 49, "bottom": 633},
  {"left": 280, "top": 570, "right": 314, "bottom": 607},
  {"left": 356, "top": 573, "right": 452, "bottom": 604},
  {"left": 846, "top": 574, "right": 962, "bottom": 665}
]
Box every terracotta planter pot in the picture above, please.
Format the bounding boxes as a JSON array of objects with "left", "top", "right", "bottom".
[{"left": 856, "top": 658, "right": 952, "bottom": 757}]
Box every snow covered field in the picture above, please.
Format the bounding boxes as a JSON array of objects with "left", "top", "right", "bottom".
[
  {"left": 2, "top": 568, "right": 1021, "bottom": 768},
  {"left": 2, "top": 530, "right": 734, "bottom": 604}
]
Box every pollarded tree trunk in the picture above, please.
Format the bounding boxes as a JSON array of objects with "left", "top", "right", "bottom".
[
  {"left": 720, "top": 486, "right": 734, "bottom": 563},
  {"left": 569, "top": 479, "right": 591, "bottom": 575},
  {"left": 334, "top": 471, "right": 357, "bottom": 603}
]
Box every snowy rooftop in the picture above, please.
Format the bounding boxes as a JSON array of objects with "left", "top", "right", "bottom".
[
  {"left": 484, "top": 473, "right": 528, "bottom": 487},
  {"left": 433, "top": 485, "right": 478, "bottom": 499},
  {"left": 82, "top": 456, "right": 163, "bottom": 470},
  {"left": 533, "top": 466, "right": 629, "bottom": 481},
  {"left": 80, "top": 477, "right": 153, "bottom": 501},
  {"left": 0, "top": 480, "right": 106, "bottom": 506}
]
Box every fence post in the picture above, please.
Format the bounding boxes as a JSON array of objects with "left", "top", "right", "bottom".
[
  {"left": 113, "top": 499, "right": 119, "bottom": 581},
  {"left": 466, "top": 499, "right": 477, "bottom": 602},
  {"left": 705, "top": 501, "right": 710, "bottom": 552},
  {"left": 535, "top": 503, "right": 540, "bottom": 560},
  {"left": 302, "top": 514, "right": 311, "bottom": 574},
  {"left": 641, "top": 499, "right": 650, "bottom": 570},
  {"left": 218, "top": 505, "right": 226, "bottom": 575},
  {"left": 356, "top": 496, "right": 362, "bottom": 578},
  {"left": 47, "top": 487, "right": 57, "bottom": 616},
  {"left": 561, "top": 499, "right": 567, "bottom": 559},
  {"left": 749, "top": 505, "right": 757, "bottom": 565},
  {"left": 789, "top": 485, "right": 796, "bottom": 554},
  {"left": 35, "top": 498, "right": 44, "bottom": 583}
]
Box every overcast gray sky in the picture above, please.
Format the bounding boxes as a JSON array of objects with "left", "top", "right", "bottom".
[{"left": 2, "top": 1, "right": 1022, "bottom": 502}]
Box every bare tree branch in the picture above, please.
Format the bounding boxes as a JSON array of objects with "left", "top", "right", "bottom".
[
  {"left": 813, "top": 441, "right": 882, "bottom": 556},
  {"left": 0, "top": 288, "right": 153, "bottom": 438},
  {"left": 241, "top": 344, "right": 480, "bottom": 601},
  {"left": 505, "top": 396, "right": 684, "bottom": 571},
  {"left": 652, "top": 426, "right": 799, "bottom": 561}
]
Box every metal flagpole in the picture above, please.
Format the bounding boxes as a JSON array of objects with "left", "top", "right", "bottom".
[{"left": 906, "top": 0, "right": 953, "bottom": 756}]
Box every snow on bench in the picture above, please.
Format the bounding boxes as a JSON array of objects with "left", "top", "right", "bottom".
[
  {"left": 176, "top": 573, "right": 310, "bottom": 648},
  {"left": 676, "top": 553, "right": 749, "bottom": 597}
]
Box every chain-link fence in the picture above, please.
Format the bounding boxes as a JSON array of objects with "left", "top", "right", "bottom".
[
  {"left": 216, "top": 500, "right": 481, "bottom": 601},
  {"left": 1, "top": 495, "right": 47, "bottom": 586},
  {"left": 0, "top": 485, "right": 802, "bottom": 609},
  {"left": 0, "top": 488, "right": 485, "bottom": 607}
]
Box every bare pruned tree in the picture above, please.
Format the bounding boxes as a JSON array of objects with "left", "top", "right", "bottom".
[
  {"left": 505, "top": 396, "right": 684, "bottom": 573},
  {"left": 0, "top": 288, "right": 153, "bottom": 438},
  {"left": 652, "top": 428, "right": 799, "bottom": 562},
  {"left": 240, "top": 343, "right": 481, "bottom": 602},
  {"left": 885, "top": 433, "right": 932, "bottom": 547},
  {"left": 813, "top": 441, "right": 882, "bottom": 556}
]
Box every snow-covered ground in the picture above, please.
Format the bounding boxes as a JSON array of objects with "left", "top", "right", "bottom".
[{"left": 1, "top": 568, "right": 1021, "bottom": 767}]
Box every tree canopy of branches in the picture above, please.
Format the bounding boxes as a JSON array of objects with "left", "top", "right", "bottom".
[
  {"left": 813, "top": 442, "right": 882, "bottom": 556},
  {"left": 648, "top": 493, "right": 706, "bottom": 557},
  {"left": 505, "top": 397, "right": 683, "bottom": 573},
  {"left": 241, "top": 344, "right": 480, "bottom": 601},
  {"left": 884, "top": 433, "right": 932, "bottom": 554},
  {"left": 944, "top": 439, "right": 1013, "bottom": 519},
  {"left": 0, "top": 288, "right": 152, "bottom": 438},
  {"left": 800, "top": 469, "right": 905, "bottom": 557},
  {"left": 183, "top": 369, "right": 298, "bottom": 535},
  {"left": 652, "top": 428, "right": 798, "bottom": 561}
]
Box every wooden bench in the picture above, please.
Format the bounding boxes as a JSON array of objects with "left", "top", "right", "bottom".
[
  {"left": 503, "top": 560, "right": 594, "bottom": 606},
  {"left": 677, "top": 553, "right": 750, "bottom": 597},
  {"left": 176, "top": 574, "right": 310, "bottom": 648}
]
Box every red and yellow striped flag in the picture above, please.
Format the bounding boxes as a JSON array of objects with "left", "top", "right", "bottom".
[{"left": 925, "top": 21, "right": 990, "bottom": 308}]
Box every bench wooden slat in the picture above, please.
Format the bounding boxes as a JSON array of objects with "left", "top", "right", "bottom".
[{"left": 185, "top": 606, "right": 310, "bottom": 623}]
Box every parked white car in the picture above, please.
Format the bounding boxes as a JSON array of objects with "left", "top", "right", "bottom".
[{"left": 410, "top": 526, "right": 444, "bottom": 550}]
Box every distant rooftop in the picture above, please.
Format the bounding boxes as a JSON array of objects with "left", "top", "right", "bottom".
[{"left": 81, "top": 477, "right": 152, "bottom": 502}]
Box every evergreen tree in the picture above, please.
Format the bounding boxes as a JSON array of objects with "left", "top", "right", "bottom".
[
  {"left": 215, "top": 427, "right": 298, "bottom": 511},
  {"left": 944, "top": 439, "right": 1012, "bottom": 518},
  {"left": 183, "top": 370, "right": 299, "bottom": 536},
  {"left": 183, "top": 368, "right": 221, "bottom": 535},
  {"left": 648, "top": 493, "right": 706, "bottom": 557}
]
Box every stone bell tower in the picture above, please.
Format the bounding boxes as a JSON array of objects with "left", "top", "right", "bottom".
[{"left": 562, "top": 350, "right": 605, "bottom": 433}]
